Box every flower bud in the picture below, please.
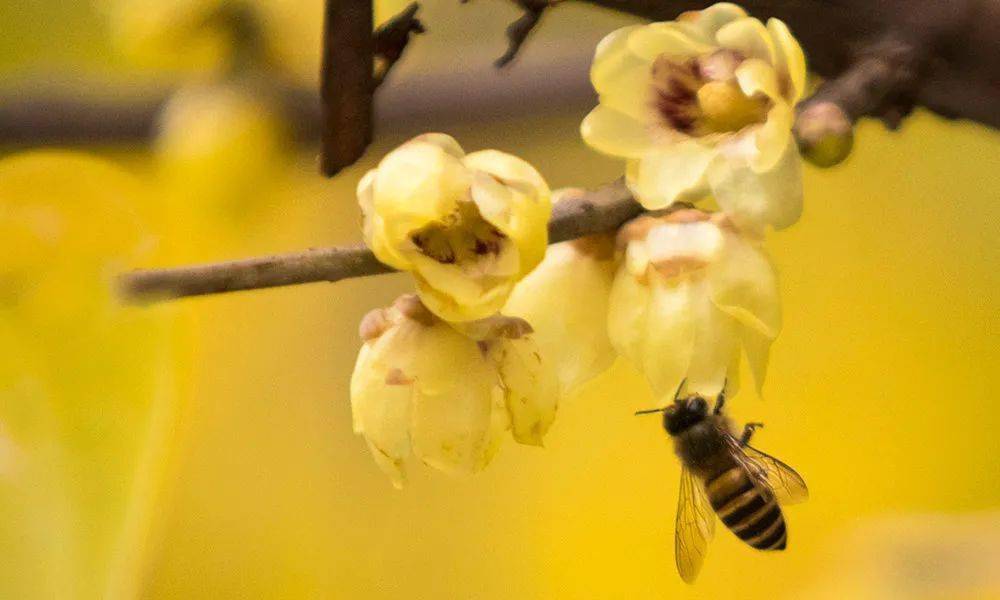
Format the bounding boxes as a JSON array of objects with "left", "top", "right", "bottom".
[
  {"left": 350, "top": 295, "right": 558, "bottom": 487},
  {"left": 794, "top": 101, "right": 855, "bottom": 168}
]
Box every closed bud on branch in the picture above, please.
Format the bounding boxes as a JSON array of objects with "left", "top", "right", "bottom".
[
  {"left": 608, "top": 209, "right": 781, "bottom": 402},
  {"left": 358, "top": 134, "right": 552, "bottom": 322},
  {"left": 351, "top": 295, "right": 557, "bottom": 487}
]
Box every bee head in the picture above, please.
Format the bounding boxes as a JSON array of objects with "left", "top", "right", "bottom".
[{"left": 663, "top": 395, "right": 709, "bottom": 435}]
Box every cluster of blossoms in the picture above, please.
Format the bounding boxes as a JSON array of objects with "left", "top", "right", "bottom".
[{"left": 351, "top": 3, "right": 807, "bottom": 486}]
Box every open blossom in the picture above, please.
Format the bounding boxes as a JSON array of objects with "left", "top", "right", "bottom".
[
  {"left": 358, "top": 133, "right": 551, "bottom": 322},
  {"left": 503, "top": 189, "right": 617, "bottom": 395},
  {"left": 350, "top": 295, "right": 557, "bottom": 487},
  {"left": 607, "top": 210, "right": 781, "bottom": 401},
  {"left": 581, "top": 3, "right": 807, "bottom": 232}
]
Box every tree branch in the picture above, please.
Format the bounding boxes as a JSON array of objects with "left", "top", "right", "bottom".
[
  {"left": 119, "top": 180, "right": 639, "bottom": 302},
  {"left": 373, "top": 2, "right": 425, "bottom": 86},
  {"left": 319, "top": 0, "right": 374, "bottom": 177}
]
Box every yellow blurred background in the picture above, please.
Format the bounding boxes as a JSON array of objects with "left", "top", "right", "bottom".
[{"left": 1, "top": 1, "right": 999, "bottom": 599}]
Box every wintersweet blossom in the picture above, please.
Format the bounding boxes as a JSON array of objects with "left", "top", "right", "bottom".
[
  {"left": 358, "top": 134, "right": 552, "bottom": 322},
  {"left": 607, "top": 209, "right": 781, "bottom": 402},
  {"left": 503, "top": 189, "right": 618, "bottom": 395},
  {"left": 350, "top": 295, "right": 557, "bottom": 487},
  {"left": 581, "top": 3, "right": 807, "bottom": 232}
]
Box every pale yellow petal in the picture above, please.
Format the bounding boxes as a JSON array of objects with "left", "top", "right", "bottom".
[
  {"left": 643, "top": 221, "right": 725, "bottom": 267},
  {"left": 490, "top": 336, "right": 559, "bottom": 446},
  {"left": 591, "top": 27, "right": 652, "bottom": 120},
  {"left": 716, "top": 17, "right": 776, "bottom": 65},
  {"left": 709, "top": 138, "right": 803, "bottom": 233},
  {"left": 740, "top": 326, "right": 774, "bottom": 394},
  {"left": 372, "top": 140, "right": 471, "bottom": 241},
  {"left": 768, "top": 18, "right": 807, "bottom": 102},
  {"left": 409, "top": 325, "right": 497, "bottom": 474},
  {"left": 684, "top": 287, "right": 741, "bottom": 398},
  {"left": 581, "top": 104, "right": 656, "bottom": 159},
  {"left": 357, "top": 168, "right": 377, "bottom": 245},
  {"left": 409, "top": 132, "right": 465, "bottom": 158},
  {"left": 735, "top": 58, "right": 782, "bottom": 101},
  {"left": 638, "top": 277, "right": 698, "bottom": 399},
  {"left": 681, "top": 3, "right": 748, "bottom": 40},
  {"left": 464, "top": 150, "right": 551, "bottom": 274},
  {"left": 749, "top": 102, "right": 795, "bottom": 172},
  {"left": 606, "top": 265, "right": 652, "bottom": 367},
  {"left": 626, "top": 22, "right": 714, "bottom": 61},
  {"left": 706, "top": 233, "right": 782, "bottom": 339},
  {"left": 627, "top": 141, "right": 717, "bottom": 209},
  {"left": 503, "top": 241, "right": 617, "bottom": 394},
  {"left": 412, "top": 265, "right": 515, "bottom": 323}
]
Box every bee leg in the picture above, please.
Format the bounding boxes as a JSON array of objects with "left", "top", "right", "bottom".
[
  {"left": 713, "top": 380, "right": 728, "bottom": 415},
  {"left": 740, "top": 422, "right": 764, "bottom": 446}
]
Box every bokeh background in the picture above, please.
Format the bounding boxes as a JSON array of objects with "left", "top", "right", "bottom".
[{"left": 2, "top": 1, "right": 999, "bottom": 598}]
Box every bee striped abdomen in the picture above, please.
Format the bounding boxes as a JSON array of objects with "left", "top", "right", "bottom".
[{"left": 704, "top": 466, "right": 787, "bottom": 551}]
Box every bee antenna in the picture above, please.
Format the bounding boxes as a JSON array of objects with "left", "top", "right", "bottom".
[{"left": 634, "top": 407, "right": 667, "bottom": 416}]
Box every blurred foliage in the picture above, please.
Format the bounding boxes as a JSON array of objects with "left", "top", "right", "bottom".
[{"left": 1, "top": 1, "right": 999, "bottom": 599}]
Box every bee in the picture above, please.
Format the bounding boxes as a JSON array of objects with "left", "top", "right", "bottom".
[{"left": 637, "top": 383, "right": 808, "bottom": 583}]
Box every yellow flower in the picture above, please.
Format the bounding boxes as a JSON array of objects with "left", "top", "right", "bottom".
[
  {"left": 155, "top": 83, "right": 292, "bottom": 219},
  {"left": 359, "top": 134, "right": 552, "bottom": 322},
  {"left": 581, "top": 3, "right": 806, "bottom": 232},
  {"left": 350, "top": 295, "right": 557, "bottom": 488},
  {"left": 607, "top": 209, "right": 780, "bottom": 401},
  {"left": 503, "top": 189, "right": 618, "bottom": 395}
]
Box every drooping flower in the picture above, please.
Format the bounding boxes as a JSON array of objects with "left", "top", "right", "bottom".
[
  {"left": 358, "top": 134, "right": 552, "bottom": 322},
  {"left": 350, "top": 295, "right": 557, "bottom": 487},
  {"left": 503, "top": 189, "right": 618, "bottom": 395},
  {"left": 581, "top": 3, "right": 807, "bottom": 232},
  {"left": 607, "top": 209, "right": 781, "bottom": 402}
]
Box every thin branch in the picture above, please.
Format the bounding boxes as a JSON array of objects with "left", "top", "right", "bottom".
[
  {"left": 798, "top": 35, "right": 923, "bottom": 129},
  {"left": 319, "top": 0, "right": 374, "bottom": 177},
  {"left": 373, "top": 2, "right": 425, "bottom": 86},
  {"left": 119, "top": 180, "right": 640, "bottom": 302},
  {"left": 494, "top": 0, "right": 553, "bottom": 67}
]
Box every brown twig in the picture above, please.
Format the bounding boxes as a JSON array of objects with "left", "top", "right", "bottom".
[
  {"left": 493, "top": 0, "right": 553, "bottom": 67},
  {"left": 319, "top": 0, "right": 374, "bottom": 177},
  {"left": 119, "top": 180, "right": 640, "bottom": 302},
  {"left": 373, "top": 2, "right": 425, "bottom": 86}
]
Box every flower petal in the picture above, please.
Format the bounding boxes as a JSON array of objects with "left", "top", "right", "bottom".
[
  {"left": 749, "top": 102, "right": 795, "bottom": 172},
  {"left": 706, "top": 233, "right": 782, "bottom": 339},
  {"left": 371, "top": 139, "right": 472, "bottom": 242},
  {"left": 685, "top": 294, "right": 741, "bottom": 398},
  {"left": 591, "top": 26, "right": 651, "bottom": 115},
  {"left": 680, "top": 3, "right": 748, "bottom": 40},
  {"left": 740, "top": 326, "right": 774, "bottom": 394},
  {"left": 465, "top": 151, "right": 552, "bottom": 276},
  {"left": 503, "top": 239, "right": 617, "bottom": 394},
  {"left": 607, "top": 264, "right": 652, "bottom": 367},
  {"left": 735, "top": 58, "right": 782, "bottom": 102},
  {"left": 768, "top": 18, "right": 807, "bottom": 102},
  {"left": 490, "top": 336, "right": 559, "bottom": 446},
  {"left": 709, "top": 138, "right": 803, "bottom": 233},
  {"left": 627, "top": 22, "right": 714, "bottom": 61},
  {"left": 627, "top": 141, "right": 717, "bottom": 209},
  {"left": 638, "top": 277, "right": 698, "bottom": 399},
  {"left": 716, "top": 17, "right": 776, "bottom": 65},
  {"left": 409, "top": 325, "right": 497, "bottom": 474},
  {"left": 581, "top": 104, "right": 657, "bottom": 159}
]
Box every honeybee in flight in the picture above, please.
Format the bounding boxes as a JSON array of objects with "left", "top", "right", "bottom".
[{"left": 637, "top": 383, "right": 808, "bottom": 583}]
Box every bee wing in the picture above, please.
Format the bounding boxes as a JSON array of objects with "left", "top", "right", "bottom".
[
  {"left": 729, "top": 440, "right": 809, "bottom": 505},
  {"left": 675, "top": 467, "right": 716, "bottom": 584}
]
